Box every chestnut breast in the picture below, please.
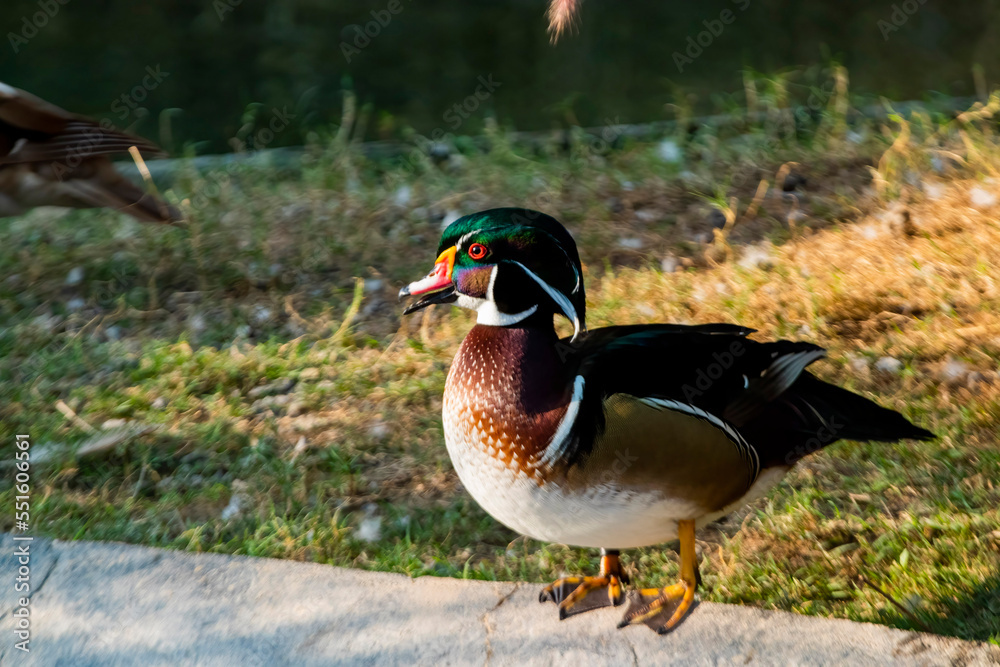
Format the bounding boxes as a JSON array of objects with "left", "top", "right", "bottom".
[{"left": 442, "top": 325, "right": 571, "bottom": 480}]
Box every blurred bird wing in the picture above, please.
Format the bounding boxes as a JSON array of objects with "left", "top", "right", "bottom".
[
  {"left": 49, "top": 163, "right": 179, "bottom": 223},
  {"left": 0, "top": 81, "right": 74, "bottom": 134},
  {"left": 0, "top": 82, "right": 166, "bottom": 163},
  {"left": 2, "top": 122, "right": 167, "bottom": 164}
]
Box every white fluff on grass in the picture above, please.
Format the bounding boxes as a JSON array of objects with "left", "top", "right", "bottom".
[
  {"left": 969, "top": 186, "right": 997, "bottom": 209},
  {"left": 356, "top": 517, "right": 382, "bottom": 543},
  {"left": 656, "top": 139, "right": 682, "bottom": 164},
  {"left": 875, "top": 357, "right": 903, "bottom": 374},
  {"left": 220, "top": 495, "right": 243, "bottom": 521},
  {"left": 393, "top": 185, "right": 411, "bottom": 207}
]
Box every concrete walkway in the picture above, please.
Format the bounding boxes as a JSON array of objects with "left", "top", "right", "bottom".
[{"left": 2, "top": 536, "right": 997, "bottom": 666}]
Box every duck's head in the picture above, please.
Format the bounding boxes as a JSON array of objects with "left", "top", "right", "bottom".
[{"left": 399, "top": 208, "right": 586, "bottom": 339}]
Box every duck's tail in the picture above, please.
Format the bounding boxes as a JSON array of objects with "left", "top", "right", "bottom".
[{"left": 742, "top": 372, "right": 935, "bottom": 467}]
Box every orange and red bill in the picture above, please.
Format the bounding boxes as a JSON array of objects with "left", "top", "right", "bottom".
[{"left": 398, "top": 246, "right": 458, "bottom": 314}]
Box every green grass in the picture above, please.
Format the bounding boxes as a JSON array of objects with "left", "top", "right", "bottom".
[{"left": 1, "top": 76, "right": 998, "bottom": 643}]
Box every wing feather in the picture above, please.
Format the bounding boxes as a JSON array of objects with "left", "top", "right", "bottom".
[
  {"left": 552, "top": 324, "right": 825, "bottom": 470},
  {"left": 0, "top": 84, "right": 165, "bottom": 163}
]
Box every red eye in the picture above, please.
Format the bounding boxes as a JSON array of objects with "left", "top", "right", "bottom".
[{"left": 468, "top": 243, "right": 488, "bottom": 260}]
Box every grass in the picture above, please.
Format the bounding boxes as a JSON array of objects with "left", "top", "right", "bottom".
[{"left": 1, "top": 71, "right": 998, "bottom": 643}]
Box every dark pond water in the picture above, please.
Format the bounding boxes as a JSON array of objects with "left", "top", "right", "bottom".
[{"left": 1, "top": 0, "right": 994, "bottom": 152}]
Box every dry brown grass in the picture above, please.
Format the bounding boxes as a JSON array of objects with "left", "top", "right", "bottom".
[{"left": 596, "top": 176, "right": 1000, "bottom": 362}]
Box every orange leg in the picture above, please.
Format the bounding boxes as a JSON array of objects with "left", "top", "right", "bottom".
[
  {"left": 617, "top": 519, "right": 698, "bottom": 634},
  {"left": 539, "top": 549, "right": 628, "bottom": 619}
]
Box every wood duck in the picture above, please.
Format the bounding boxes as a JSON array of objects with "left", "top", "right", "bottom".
[
  {"left": 0, "top": 81, "right": 180, "bottom": 223},
  {"left": 399, "top": 207, "right": 933, "bottom": 634}
]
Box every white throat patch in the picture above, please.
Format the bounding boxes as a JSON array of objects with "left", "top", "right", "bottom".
[
  {"left": 475, "top": 300, "right": 539, "bottom": 325},
  {"left": 459, "top": 265, "right": 539, "bottom": 326}
]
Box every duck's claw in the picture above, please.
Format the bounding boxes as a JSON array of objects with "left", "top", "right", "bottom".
[
  {"left": 616, "top": 518, "right": 699, "bottom": 634},
  {"left": 539, "top": 573, "right": 627, "bottom": 619},
  {"left": 538, "top": 549, "right": 628, "bottom": 619},
  {"left": 616, "top": 581, "right": 696, "bottom": 633}
]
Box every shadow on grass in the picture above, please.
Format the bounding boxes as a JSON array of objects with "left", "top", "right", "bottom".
[{"left": 877, "top": 574, "right": 1000, "bottom": 643}]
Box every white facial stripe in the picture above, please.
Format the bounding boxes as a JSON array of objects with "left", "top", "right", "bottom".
[
  {"left": 457, "top": 229, "right": 483, "bottom": 250},
  {"left": 486, "top": 264, "right": 499, "bottom": 301},
  {"left": 452, "top": 258, "right": 581, "bottom": 334},
  {"left": 512, "top": 261, "right": 581, "bottom": 341},
  {"left": 533, "top": 228, "right": 581, "bottom": 294},
  {"left": 537, "top": 375, "right": 585, "bottom": 469}
]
